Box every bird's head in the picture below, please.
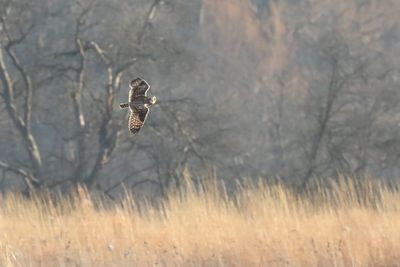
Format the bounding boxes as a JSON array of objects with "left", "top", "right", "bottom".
[{"left": 150, "top": 96, "right": 157, "bottom": 105}]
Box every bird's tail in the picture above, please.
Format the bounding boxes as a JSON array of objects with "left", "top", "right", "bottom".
[{"left": 119, "top": 103, "right": 129, "bottom": 109}]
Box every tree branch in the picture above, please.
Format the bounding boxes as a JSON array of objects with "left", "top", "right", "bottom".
[
  {"left": 137, "top": 0, "right": 162, "bottom": 45},
  {"left": 0, "top": 46, "right": 43, "bottom": 180},
  {"left": 0, "top": 160, "right": 40, "bottom": 190},
  {"left": 104, "top": 165, "right": 155, "bottom": 194}
]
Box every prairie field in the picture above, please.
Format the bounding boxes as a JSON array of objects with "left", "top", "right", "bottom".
[{"left": 0, "top": 177, "right": 400, "bottom": 267}]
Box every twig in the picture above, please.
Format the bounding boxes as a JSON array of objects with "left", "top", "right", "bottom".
[
  {"left": 105, "top": 165, "right": 154, "bottom": 194},
  {"left": 0, "top": 160, "right": 40, "bottom": 190}
]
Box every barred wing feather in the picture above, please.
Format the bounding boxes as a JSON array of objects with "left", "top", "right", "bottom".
[{"left": 128, "top": 107, "right": 149, "bottom": 134}]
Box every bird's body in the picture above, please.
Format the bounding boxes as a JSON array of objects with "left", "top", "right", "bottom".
[
  {"left": 120, "top": 78, "right": 157, "bottom": 134},
  {"left": 129, "top": 96, "right": 154, "bottom": 106}
]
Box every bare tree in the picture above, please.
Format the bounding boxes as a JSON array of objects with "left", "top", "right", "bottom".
[{"left": 0, "top": 1, "right": 43, "bottom": 190}]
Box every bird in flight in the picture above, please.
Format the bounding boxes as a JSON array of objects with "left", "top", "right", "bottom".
[{"left": 120, "top": 78, "right": 157, "bottom": 134}]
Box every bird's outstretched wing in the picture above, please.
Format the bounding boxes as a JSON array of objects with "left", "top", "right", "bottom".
[
  {"left": 129, "top": 78, "right": 150, "bottom": 102},
  {"left": 128, "top": 106, "right": 149, "bottom": 134}
]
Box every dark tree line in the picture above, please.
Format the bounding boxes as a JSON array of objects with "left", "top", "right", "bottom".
[{"left": 1, "top": 0, "right": 400, "bottom": 196}]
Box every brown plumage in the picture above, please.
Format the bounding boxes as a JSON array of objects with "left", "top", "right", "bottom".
[{"left": 119, "top": 78, "right": 157, "bottom": 134}]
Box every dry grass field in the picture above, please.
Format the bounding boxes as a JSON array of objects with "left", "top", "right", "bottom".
[{"left": 0, "top": 177, "right": 400, "bottom": 267}]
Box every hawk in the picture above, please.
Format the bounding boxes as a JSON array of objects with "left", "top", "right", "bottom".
[{"left": 119, "top": 78, "right": 157, "bottom": 134}]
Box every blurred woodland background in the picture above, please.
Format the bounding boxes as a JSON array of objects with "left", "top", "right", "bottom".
[{"left": 0, "top": 0, "right": 400, "bottom": 197}]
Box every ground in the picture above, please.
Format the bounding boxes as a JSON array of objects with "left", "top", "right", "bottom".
[{"left": 0, "top": 178, "right": 399, "bottom": 266}]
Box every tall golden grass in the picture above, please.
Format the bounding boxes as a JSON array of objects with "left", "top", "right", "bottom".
[{"left": 0, "top": 176, "right": 400, "bottom": 266}]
